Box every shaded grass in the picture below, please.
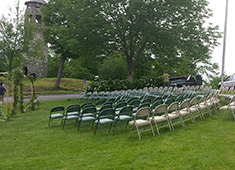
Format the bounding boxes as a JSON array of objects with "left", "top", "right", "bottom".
[
  {"left": 1, "top": 99, "right": 235, "bottom": 170},
  {"left": 0, "top": 77, "right": 91, "bottom": 95}
]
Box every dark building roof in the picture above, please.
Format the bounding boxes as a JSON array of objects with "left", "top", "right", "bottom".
[{"left": 25, "top": 0, "right": 46, "bottom": 5}]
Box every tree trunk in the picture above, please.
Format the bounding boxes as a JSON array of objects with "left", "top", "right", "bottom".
[
  {"left": 127, "top": 56, "right": 133, "bottom": 83},
  {"left": 54, "top": 54, "right": 66, "bottom": 89},
  {"left": 127, "top": 68, "right": 133, "bottom": 83}
]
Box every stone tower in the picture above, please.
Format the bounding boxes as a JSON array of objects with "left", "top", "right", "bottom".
[{"left": 24, "top": 0, "right": 48, "bottom": 78}]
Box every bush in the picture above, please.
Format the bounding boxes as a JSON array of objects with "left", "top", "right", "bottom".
[
  {"left": 85, "top": 76, "right": 162, "bottom": 93},
  {"left": 98, "top": 55, "right": 127, "bottom": 80}
]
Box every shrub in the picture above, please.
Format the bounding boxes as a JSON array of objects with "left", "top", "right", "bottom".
[{"left": 85, "top": 76, "right": 162, "bottom": 93}]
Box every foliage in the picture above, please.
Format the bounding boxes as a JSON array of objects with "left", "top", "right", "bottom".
[
  {"left": 85, "top": 76, "right": 162, "bottom": 93},
  {"left": 27, "top": 95, "right": 36, "bottom": 110},
  {"left": 41, "top": 0, "right": 84, "bottom": 88},
  {"left": 11, "top": 68, "right": 24, "bottom": 115},
  {"left": 47, "top": 55, "right": 60, "bottom": 78},
  {"left": 41, "top": 0, "right": 221, "bottom": 84},
  {"left": 0, "top": 1, "right": 39, "bottom": 72},
  {"left": 63, "top": 58, "right": 95, "bottom": 80},
  {"left": 205, "top": 75, "right": 222, "bottom": 89},
  {"left": 98, "top": 54, "right": 127, "bottom": 80},
  {"left": 75, "top": 0, "right": 221, "bottom": 82}
]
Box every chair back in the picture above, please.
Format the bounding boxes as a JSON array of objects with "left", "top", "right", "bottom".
[
  {"left": 228, "top": 96, "right": 235, "bottom": 107},
  {"left": 199, "top": 95, "right": 207, "bottom": 103},
  {"left": 179, "top": 100, "right": 190, "bottom": 110},
  {"left": 153, "top": 96, "right": 162, "bottom": 103},
  {"left": 81, "top": 107, "right": 97, "bottom": 116},
  {"left": 65, "top": 106, "right": 80, "bottom": 116},
  {"left": 153, "top": 104, "right": 167, "bottom": 117},
  {"left": 206, "top": 92, "right": 214, "bottom": 100},
  {"left": 81, "top": 102, "right": 93, "bottom": 109},
  {"left": 119, "top": 106, "right": 133, "bottom": 116},
  {"left": 152, "top": 100, "right": 164, "bottom": 109},
  {"left": 190, "top": 96, "right": 199, "bottom": 106},
  {"left": 129, "top": 99, "right": 140, "bottom": 107},
  {"left": 106, "top": 98, "right": 115, "bottom": 103},
  {"left": 83, "top": 104, "right": 95, "bottom": 110},
  {"left": 175, "top": 95, "right": 184, "bottom": 103},
  {"left": 115, "top": 101, "right": 127, "bottom": 110},
  {"left": 67, "top": 104, "right": 80, "bottom": 112},
  {"left": 141, "top": 98, "right": 151, "bottom": 104},
  {"left": 95, "top": 99, "right": 106, "bottom": 106},
  {"left": 164, "top": 98, "right": 175, "bottom": 106},
  {"left": 167, "top": 102, "right": 179, "bottom": 112},
  {"left": 98, "top": 108, "right": 115, "bottom": 120},
  {"left": 135, "top": 107, "right": 151, "bottom": 118},
  {"left": 138, "top": 102, "right": 150, "bottom": 109},
  {"left": 50, "top": 106, "right": 65, "bottom": 115}
]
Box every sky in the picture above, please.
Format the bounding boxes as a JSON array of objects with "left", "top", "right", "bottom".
[{"left": 0, "top": 0, "right": 234, "bottom": 76}]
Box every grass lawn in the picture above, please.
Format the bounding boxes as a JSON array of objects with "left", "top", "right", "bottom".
[
  {"left": 1, "top": 98, "right": 235, "bottom": 170},
  {"left": 0, "top": 77, "right": 90, "bottom": 94}
]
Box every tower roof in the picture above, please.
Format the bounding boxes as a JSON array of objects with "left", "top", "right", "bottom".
[{"left": 25, "top": 0, "right": 46, "bottom": 5}]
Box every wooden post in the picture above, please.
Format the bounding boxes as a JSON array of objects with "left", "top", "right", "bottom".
[
  {"left": 11, "top": 76, "right": 14, "bottom": 114},
  {"left": 6, "top": 73, "right": 9, "bottom": 121}
]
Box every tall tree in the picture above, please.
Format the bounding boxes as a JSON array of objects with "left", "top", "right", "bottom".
[
  {"left": 0, "top": 0, "right": 37, "bottom": 72},
  {"left": 41, "top": 0, "right": 107, "bottom": 88},
  {"left": 42, "top": 0, "right": 221, "bottom": 84},
  {"left": 79, "top": 0, "right": 221, "bottom": 82}
]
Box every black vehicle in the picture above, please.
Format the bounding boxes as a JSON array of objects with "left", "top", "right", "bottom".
[{"left": 169, "top": 75, "right": 202, "bottom": 87}]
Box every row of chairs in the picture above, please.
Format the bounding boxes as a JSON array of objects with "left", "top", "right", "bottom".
[
  {"left": 219, "top": 87, "right": 235, "bottom": 99},
  {"left": 129, "top": 91, "right": 220, "bottom": 139},
  {"left": 220, "top": 95, "right": 235, "bottom": 120},
  {"left": 79, "top": 85, "right": 208, "bottom": 103},
  {"left": 49, "top": 91, "right": 220, "bottom": 139}
]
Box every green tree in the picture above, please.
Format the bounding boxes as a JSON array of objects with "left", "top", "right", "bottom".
[
  {"left": 42, "top": 0, "right": 221, "bottom": 84},
  {"left": 47, "top": 55, "right": 60, "bottom": 78},
  {"left": 0, "top": 0, "right": 38, "bottom": 72},
  {"left": 41, "top": 0, "right": 109, "bottom": 88},
  {"left": 74, "top": 0, "right": 221, "bottom": 83},
  {"left": 99, "top": 53, "right": 127, "bottom": 80}
]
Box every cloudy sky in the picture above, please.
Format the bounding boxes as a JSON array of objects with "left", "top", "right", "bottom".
[{"left": 0, "top": 0, "right": 234, "bottom": 76}]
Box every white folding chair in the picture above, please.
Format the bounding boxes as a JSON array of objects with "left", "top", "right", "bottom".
[
  {"left": 178, "top": 99, "right": 195, "bottom": 126},
  {"left": 129, "top": 107, "right": 155, "bottom": 139},
  {"left": 150, "top": 104, "right": 172, "bottom": 135},
  {"left": 220, "top": 96, "right": 235, "bottom": 120},
  {"left": 167, "top": 102, "right": 183, "bottom": 130}
]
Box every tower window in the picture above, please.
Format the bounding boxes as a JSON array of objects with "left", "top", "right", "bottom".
[{"left": 36, "top": 15, "right": 42, "bottom": 23}]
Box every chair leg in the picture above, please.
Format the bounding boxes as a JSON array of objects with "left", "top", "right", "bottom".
[
  {"left": 77, "top": 120, "right": 81, "bottom": 131},
  {"left": 169, "top": 118, "right": 174, "bottom": 131},
  {"left": 108, "top": 124, "right": 112, "bottom": 133},
  {"left": 232, "top": 110, "right": 235, "bottom": 119},
  {"left": 100, "top": 125, "right": 103, "bottom": 136},
  {"left": 125, "top": 121, "right": 129, "bottom": 129},
  {"left": 135, "top": 125, "right": 141, "bottom": 140},
  {"left": 129, "top": 125, "right": 134, "bottom": 137},
  {"left": 154, "top": 122, "right": 160, "bottom": 135},
  {"left": 62, "top": 119, "right": 66, "bottom": 129},
  {"left": 94, "top": 123, "right": 98, "bottom": 135},
  {"left": 179, "top": 116, "right": 185, "bottom": 127},
  {"left": 167, "top": 119, "right": 172, "bottom": 131},
  {"left": 150, "top": 122, "right": 155, "bottom": 136},
  {"left": 221, "top": 110, "right": 227, "bottom": 120}
]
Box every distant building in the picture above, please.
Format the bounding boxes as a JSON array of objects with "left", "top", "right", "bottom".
[{"left": 23, "top": 0, "right": 48, "bottom": 78}]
